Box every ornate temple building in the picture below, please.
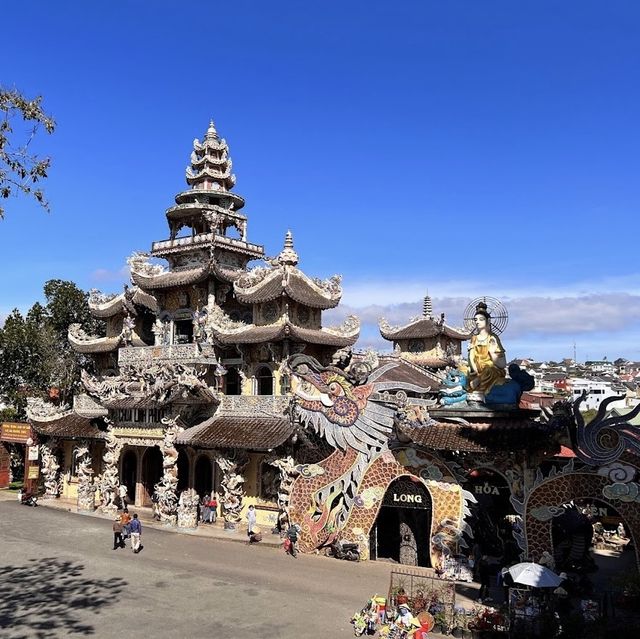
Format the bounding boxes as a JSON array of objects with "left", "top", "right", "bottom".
[
  {"left": 23, "top": 120, "right": 640, "bottom": 576},
  {"left": 27, "top": 121, "right": 359, "bottom": 528}
]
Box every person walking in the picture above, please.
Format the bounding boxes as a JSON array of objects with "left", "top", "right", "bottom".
[
  {"left": 120, "top": 509, "right": 132, "bottom": 545},
  {"left": 246, "top": 504, "right": 257, "bottom": 543},
  {"left": 285, "top": 522, "right": 301, "bottom": 558},
  {"left": 130, "top": 513, "right": 142, "bottom": 554},
  {"left": 112, "top": 517, "right": 125, "bottom": 550}
]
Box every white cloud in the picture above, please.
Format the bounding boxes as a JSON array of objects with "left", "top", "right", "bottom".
[
  {"left": 325, "top": 274, "right": 640, "bottom": 360},
  {"left": 89, "top": 264, "right": 130, "bottom": 284}
]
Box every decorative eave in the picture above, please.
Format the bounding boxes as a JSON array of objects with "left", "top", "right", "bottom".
[
  {"left": 88, "top": 287, "right": 159, "bottom": 319},
  {"left": 208, "top": 313, "right": 359, "bottom": 347},
  {"left": 130, "top": 264, "right": 210, "bottom": 290},
  {"left": 379, "top": 317, "right": 470, "bottom": 341},
  {"left": 88, "top": 291, "right": 125, "bottom": 318},
  {"left": 26, "top": 398, "right": 104, "bottom": 440},
  {"left": 399, "top": 352, "right": 451, "bottom": 369},
  {"left": 69, "top": 324, "right": 123, "bottom": 353},
  {"left": 234, "top": 267, "right": 342, "bottom": 309}
]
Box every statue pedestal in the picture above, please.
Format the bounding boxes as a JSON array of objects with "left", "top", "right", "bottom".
[
  {"left": 177, "top": 511, "right": 198, "bottom": 529},
  {"left": 223, "top": 521, "right": 237, "bottom": 532}
]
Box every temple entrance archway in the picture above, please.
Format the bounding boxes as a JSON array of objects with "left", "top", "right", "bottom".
[
  {"left": 141, "top": 446, "right": 163, "bottom": 507},
  {"left": 194, "top": 455, "right": 213, "bottom": 498},
  {"left": 370, "top": 476, "right": 432, "bottom": 567},
  {"left": 177, "top": 450, "right": 189, "bottom": 494},
  {"left": 524, "top": 471, "right": 640, "bottom": 575},
  {"left": 121, "top": 449, "right": 137, "bottom": 503}
]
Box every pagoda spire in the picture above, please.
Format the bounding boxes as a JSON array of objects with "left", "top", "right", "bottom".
[
  {"left": 186, "top": 120, "right": 236, "bottom": 192},
  {"left": 277, "top": 230, "right": 299, "bottom": 266},
  {"left": 423, "top": 294, "right": 433, "bottom": 319}
]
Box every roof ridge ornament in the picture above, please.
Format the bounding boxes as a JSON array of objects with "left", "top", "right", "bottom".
[{"left": 276, "top": 229, "right": 299, "bottom": 267}]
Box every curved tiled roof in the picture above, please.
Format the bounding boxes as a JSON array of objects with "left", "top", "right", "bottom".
[
  {"left": 30, "top": 412, "right": 105, "bottom": 439},
  {"left": 69, "top": 333, "right": 122, "bottom": 354},
  {"left": 131, "top": 264, "right": 209, "bottom": 290},
  {"left": 88, "top": 287, "right": 159, "bottom": 318},
  {"left": 89, "top": 293, "right": 126, "bottom": 318},
  {"left": 234, "top": 267, "right": 341, "bottom": 309},
  {"left": 177, "top": 414, "right": 294, "bottom": 450},
  {"left": 209, "top": 320, "right": 359, "bottom": 347},
  {"left": 397, "top": 417, "right": 555, "bottom": 453},
  {"left": 380, "top": 317, "right": 469, "bottom": 341}
]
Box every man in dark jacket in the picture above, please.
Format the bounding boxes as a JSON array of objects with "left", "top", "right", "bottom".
[
  {"left": 130, "top": 513, "right": 142, "bottom": 553},
  {"left": 112, "top": 517, "right": 125, "bottom": 550}
]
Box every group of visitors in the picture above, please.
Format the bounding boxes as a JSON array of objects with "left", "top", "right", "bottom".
[
  {"left": 112, "top": 510, "right": 143, "bottom": 553},
  {"left": 200, "top": 493, "right": 219, "bottom": 524}
]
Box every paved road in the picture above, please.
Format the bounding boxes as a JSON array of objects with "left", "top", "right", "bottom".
[{"left": 0, "top": 501, "right": 393, "bottom": 639}]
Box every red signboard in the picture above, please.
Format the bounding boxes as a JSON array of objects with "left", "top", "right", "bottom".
[{"left": 0, "top": 422, "right": 32, "bottom": 444}]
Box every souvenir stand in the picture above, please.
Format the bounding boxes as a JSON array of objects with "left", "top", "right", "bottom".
[{"left": 388, "top": 567, "right": 456, "bottom": 629}]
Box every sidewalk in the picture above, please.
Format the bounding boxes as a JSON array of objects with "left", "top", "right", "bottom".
[{"left": 0, "top": 489, "right": 283, "bottom": 548}]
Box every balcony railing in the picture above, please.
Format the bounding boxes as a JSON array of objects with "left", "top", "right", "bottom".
[
  {"left": 218, "top": 394, "right": 290, "bottom": 417},
  {"left": 151, "top": 232, "right": 264, "bottom": 255},
  {"left": 118, "top": 343, "right": 206, "bottom": 366}
]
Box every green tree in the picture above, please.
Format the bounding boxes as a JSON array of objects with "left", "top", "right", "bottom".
[
  {"left": 0, "top": 280, "right": 104, "bottom": 416},
  {"left": 0, "top": 87, "right": 55, "bottom": 218}
]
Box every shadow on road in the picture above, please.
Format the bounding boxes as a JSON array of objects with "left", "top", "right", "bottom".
[{"left": 0, "top": 557, "right": 126, "bottom": 638}]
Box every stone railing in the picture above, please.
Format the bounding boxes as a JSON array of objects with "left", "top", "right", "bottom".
[
  {"left": 118, "top": 343, "right": 203, "bottom": 366},
  {"left": 151, "top": 232, "right": 263, "bottom": 256},
  {"left": 219, "top": 394, "right": 291, "bottom": 417}
]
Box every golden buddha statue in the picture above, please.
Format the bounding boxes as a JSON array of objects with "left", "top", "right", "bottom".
[{"left": 467, "top": 302, "right": 507, "bottom": 399}]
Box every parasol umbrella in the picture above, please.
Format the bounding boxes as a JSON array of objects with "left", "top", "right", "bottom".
[{"left": 507, "top": 562, "right": 562, "bottom": 588}]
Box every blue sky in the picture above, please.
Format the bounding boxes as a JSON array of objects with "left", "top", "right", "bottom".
[{"left": 2, "top": 1, "right": 640, "bottom": 361}]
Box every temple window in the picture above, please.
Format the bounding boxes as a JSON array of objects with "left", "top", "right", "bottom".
[
  {"left": 256, "top": 366, "right": 273, "bottom": 396},
  {"left": 225, "top": 367, "right": 241, "bottom": 396}
]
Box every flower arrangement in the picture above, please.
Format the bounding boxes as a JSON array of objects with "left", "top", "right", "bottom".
[{"left": 467, "top": 606, "right": 509, "bottom": 633}]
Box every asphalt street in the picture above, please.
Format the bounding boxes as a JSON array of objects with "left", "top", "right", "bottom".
[{"left": 0, "top": 501, "right": 393, "bottom": 639}]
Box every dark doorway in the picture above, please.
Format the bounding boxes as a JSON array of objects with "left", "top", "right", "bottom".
[
  {"left": 194, "top": 455, "right": 213, "bottom": 498},
  {"left": 121, "top": 449, "right": 137, "bottom": 503},
  {"left": 371, "top": 476, "right": 432, "bottom": 567},
  {"left": 256, "top": 366, "right": 273, "bottom": 395},
  {"left": 464, "top": 469, "right": 514, "bottom": 560},
  {"left": 177, "top": 449, "right": 189, "bottom": 494},
  {"left": 141, "top": 446, "right": 163, "bottom": 506},
  {"left": 225, "top": 368, "right": 241, "bottom": 395}
]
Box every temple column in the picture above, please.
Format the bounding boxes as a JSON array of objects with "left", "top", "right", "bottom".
[
  {"left": 40, "top": 438, "right": 61, "bottom": 499},
  {"left": 74, "top": 440, "right": 96, "bottom": 512},
  {"left": 215, "top": 451, "right": 249, "bottom": 531}
]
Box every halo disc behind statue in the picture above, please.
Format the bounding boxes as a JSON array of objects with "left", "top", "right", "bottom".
[{"left": 463, "top": 296, "right": 509, "bottom": 335}]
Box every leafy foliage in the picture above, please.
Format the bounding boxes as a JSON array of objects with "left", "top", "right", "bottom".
[
  {"left": 0, "top": 280, "right": 104, "bottom": 417},
  {"left": 0, "top": 87, "right": 55, "bottom": 218}
]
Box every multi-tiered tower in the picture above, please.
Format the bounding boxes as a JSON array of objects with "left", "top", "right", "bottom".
[{"left": 37, "top": 121, "right": 359, "bottom": 513}]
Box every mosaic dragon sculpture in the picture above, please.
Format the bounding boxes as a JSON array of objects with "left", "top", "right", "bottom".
[
  {"left": 553, "top": 393, "right": 640, "bottom": 466},
  {"left": 74, "top": 441, "right": 96, "bottom": 511},
  {"left": 153, "top": 417, "right": 182, "bottom": 525},
  {"left": 287, "top": 354, "right": 432, "bottom": 548},
  {"left": 98, "top": 421, "right": 123, "bottom": 515}
]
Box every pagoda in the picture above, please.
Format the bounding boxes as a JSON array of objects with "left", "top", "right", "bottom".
[
  {"left": 379, "top": 294, "right": 468, "bottom": 368},
  {"left": 28, "top": 121, "right": 359, "bottom": 522}
]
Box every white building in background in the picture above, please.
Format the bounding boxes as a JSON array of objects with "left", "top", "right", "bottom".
[
  {"left": 585, "top": 359, "right": 616, "bottom": 375},
  {"left": 568, "top": 378, "right": 617, "bottom": 411}
]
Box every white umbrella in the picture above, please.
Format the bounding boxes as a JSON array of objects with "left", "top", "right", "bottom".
[{"left": 508, "top": 562, "right": 562, "bottom": 588}]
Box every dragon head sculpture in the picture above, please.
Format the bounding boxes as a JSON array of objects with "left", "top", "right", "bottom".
[{"left": 287, "top": 354, "right": 396, "bottom": 458}]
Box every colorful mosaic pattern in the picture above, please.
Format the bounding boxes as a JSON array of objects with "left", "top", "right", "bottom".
[
  {"left": 524, "top": 467, "right": 640, "bottom": 569},
  {"left": 288, "top": 446, "right": 465, "bottom": 566}
]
